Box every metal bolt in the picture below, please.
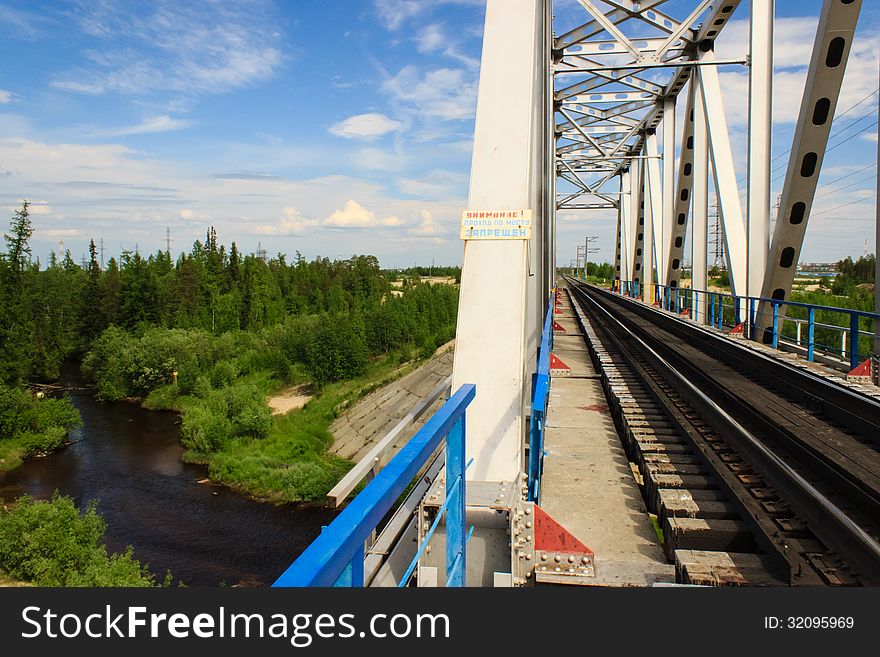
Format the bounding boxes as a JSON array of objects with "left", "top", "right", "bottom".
[
  {"left": 554, "top": 554, "right": 561, "bottom": 563},
  {"left": 568, "top": 555, "right": 575, "bottom": 563},
  {"left": 581, "top": 556, "right": 590, "bottom": 564},
  {"left": 524, "top": 508, "right": 532, "bottom": 516},
  {"left": 525, "top": 521, "right": 532, "bottom": 529},
  {"left": 526, "top": 553, "right": 533, "bottom": 561},
  {"left": 554, "top": 567, "right": 561, "bottom": 573},
  {"left": 541, "top": 553, "right": 547, "bottom": 561},
  {"left": 525, "top": 535, "right": 532, "bottom": 543}
]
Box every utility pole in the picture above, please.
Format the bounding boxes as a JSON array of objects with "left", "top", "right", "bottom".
[
  {"left": 875, "top": 58, "right": 879, "bottom": 359},
  {"left": 165, "top": 226, "right": 173, "bottom": 259},
  {"left": 576, "top": 245, "right": 586, "bottom": 278},
  {"left": 584, "top": 235, "right": 599, "bottom": 280}
]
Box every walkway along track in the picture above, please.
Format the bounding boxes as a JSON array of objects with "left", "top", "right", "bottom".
[{"left": 563, "top": 278, "right": 880, "bottom": 586}]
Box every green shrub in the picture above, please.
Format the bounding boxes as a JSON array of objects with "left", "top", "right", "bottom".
[
  {"left": 20, "top": 427, "right": 67, "bottom": 456},
  {"left": 181, "top": 405, "right": 231, "bottom": 452},
  {"left": 305, "top": 315, "right": 368, "bottom": 385},
  {"left": 0, "top": 494, "right": 161, "bottom": 587}
]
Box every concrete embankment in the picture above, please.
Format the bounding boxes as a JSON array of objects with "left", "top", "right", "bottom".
[{"left": 329, "top": 343, "right": 454, "bottom": 466}]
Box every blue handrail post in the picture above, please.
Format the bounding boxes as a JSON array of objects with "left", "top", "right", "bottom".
[
  {"left": 734, "top": 296, "right": 741, "bottom": 326},
  {"left": 675, "top": 288, "right": 681, "bottom": 314},
  {"left": 849, "top": 312, "right": 860, "bottom": 371},
  {"left": 445, "top": 415, "right": 466, "bottom": 587},
  {"left": 717, "top": 295, "right": 723, "bottom": 330},
  {"left": 749, "top": 298, "right": 756, "bottom": 340},
  {"left": 273, "top": 384, "right": 476, "bottom": 588},
  {"left": 807, "top": 307, "right": 815, "bottom": 363},
  {"left": 693, "top": 290, "right": 698, "bottom": 322},
  {"left": 772, "top": 302, "right": 779, "bottom": 349},
  {"left": 709, "top": 292, "right": 715, "bottom": 326}
]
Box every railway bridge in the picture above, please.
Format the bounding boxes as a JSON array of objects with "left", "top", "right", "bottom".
[{"left": 275, "top": 0, "right": 880, "bottom": 588}]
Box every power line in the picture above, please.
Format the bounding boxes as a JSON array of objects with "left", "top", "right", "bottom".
[
  {"left": 813, "top": 162, "right": 877, "bottom": 191},
  {"left": 810, "top": 193, "right": 877, "bottom": 218},
  {"left": 736, "top": 88, "right": 879, "bottom": 187},
  {"left": 824, "top": 118, "right": 878, "bottom": 154},
  {"left": 814, "top": 173, "right": 878, "bottom": 200}
]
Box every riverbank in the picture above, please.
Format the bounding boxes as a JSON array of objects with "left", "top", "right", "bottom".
[
  {"left": 0, "top": 384, "right": 81, "bottom": 473},
  {"left": 176, "top": 355, "right": 422, "bottom": 504}
]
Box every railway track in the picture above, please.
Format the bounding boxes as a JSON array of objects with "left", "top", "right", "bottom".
[{"left": 563, "top": 278, "right": 880, "bottom": 586}]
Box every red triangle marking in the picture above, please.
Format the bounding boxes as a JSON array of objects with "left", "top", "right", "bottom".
[
  {"left": 534, "top": 505, "right": 593, "bottom": 555},
  {"left": 729, "top": 322, "right": 745, "bottom": 334},
  {"left": 680, "top": 308, "right": 691, "bottom": 317},
  {"left": 549, "top": 353, "right": 570, "bottom": 371},
  {"left": 552, "top": 321, "right": 566, "bottom": 333},
  {"left": 848, "top": 359, "right": 872, "bottom": 377}
]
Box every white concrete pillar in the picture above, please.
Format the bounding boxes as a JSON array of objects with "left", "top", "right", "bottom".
[{"left": 452, "top": 0, "right": 547, "bottom": 482}]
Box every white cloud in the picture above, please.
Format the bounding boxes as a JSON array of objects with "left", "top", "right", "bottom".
[
  {"left": 256, "top": 206, "right": 319, "bottom": 236},
  {"left": 382, "top": 66, "right": 477, "bottom": 120},
  {"left": 325, "top": 200, "right": 378, "bottom": 228},
  {"left": 374, "top": 0, "right": 483, "bottom": 31},
  {"left": 354, "top": 147, "right": 401, "bottom": 170},
  {"left": 716, "top": 17, "right": 880, "bottom": 127},
  {"left": 42, "top": 228, "right": 81, "bottom": 239},
  {"left": 329, "top": 113, "right": 403, "bottom": 139},
  {"left": 417, "top": 24, "right": 445, "bottom": 53},
  {"left": 397, "top": 169, "right": 467, "bottom": 199},
  {"left": 409, "top": 209, "right": 445, "bottom": 237},
  {"left": 27, "top": 202, "right": 52, "bottom": 215},
  {"left": 0, "top": 90, "right": 13, "bottom": 104},
  {"left": 93, "top": 115, "right": 194, "bottom": 138},
  {"left": 324, "top": 200, "right": 403, "bottom": 228},
  {"left": 53, "top": 2, "right": 282, "bottom": 96}
]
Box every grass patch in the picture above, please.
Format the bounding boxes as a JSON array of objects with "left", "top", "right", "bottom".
[
  {"left": 649, "top": 513, "right": 664, "bottom": 545},
  {"left": 181, "top": 356, "right": 419, "bottom": 503}
]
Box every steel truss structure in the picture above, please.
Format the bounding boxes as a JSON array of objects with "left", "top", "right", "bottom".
[{"left": 556, "top": 0, "right": 865, "bottom": 328}]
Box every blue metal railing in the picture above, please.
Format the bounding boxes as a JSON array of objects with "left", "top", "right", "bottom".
[
  {"left": 273, "top": 383, "right": 476, "bottom": 587},
  {"left": 615, "top": 280, "right": 879, "bottom": 370},
  {"left": 528, "top": 298, "right": 554, "bottom": 503}
]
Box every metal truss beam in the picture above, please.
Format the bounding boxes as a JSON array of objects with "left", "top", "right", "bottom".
[
  {"left": 698, "top": 51, "right": 747, "bottom": 296},
  {"left": 757, "top": 0, "right": 863, "bottom": 340},
  {"left": 666, "top": 74, "right": 697, "bottom": 287}
]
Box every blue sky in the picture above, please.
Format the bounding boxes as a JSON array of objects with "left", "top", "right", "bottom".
[{"left": 0, "top": 0, "right": 877, "bottom": 267}]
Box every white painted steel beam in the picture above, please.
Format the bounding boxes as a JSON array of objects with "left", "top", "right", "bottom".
[
  {"left": 757, "top": 0, "right": 863, "bottom": 340},
  {"left": 666, "top": 77, "right": 697, "bottom": 287},
  {"left": 662, "top": 97, "right": 676, "bottom": 287},
  {"left": 452, "top": 0, "right": 547, "bottom": 482},
  {"left": 746, "top": 0, "right": 773, "bottom": 305},
  {"left": 692, "top": 75, "right": 710, "bottom": 323},
  {"left": 631, "top": 159, "right": 647, "bottom": 289},
  {"left": 698, "top": 52, "right": 747, "bottom": 296},
  {"left": 646, "top": 130, "right": 665, "bottom": 289}
]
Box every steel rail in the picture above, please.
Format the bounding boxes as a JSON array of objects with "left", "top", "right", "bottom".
[{"left": 568, "top": 278, "right": 880, "bottom": 585}]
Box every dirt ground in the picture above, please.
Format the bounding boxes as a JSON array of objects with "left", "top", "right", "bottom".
[{"left": 267, "top": 383, "right": 312, "bottom": 415}]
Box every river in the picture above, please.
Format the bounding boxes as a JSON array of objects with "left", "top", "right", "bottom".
[{"left": 0, "top": 365, "right": 336, "bottom": 586}]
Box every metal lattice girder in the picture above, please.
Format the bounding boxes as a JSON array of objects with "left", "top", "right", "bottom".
[
  {"left": 631, "top": 159, "right": 646, "bottom": 286},
  {"left": 746, "top": 0, "right": 774, "bottom": 301},
  {"left": 692, "top": 72, "right": 710, "bottom": 323},
  {"left": 552, "top": 0, "right": 743, "bottom": 303},
  {"left": 698, "top": 51, "right": 747, "bottom": 296},
  {"left": 666, "top": 73, "right": 698, "bottom": 287},
  {"left": 646, "top": 130, "right": 665, "bottom": 288},
  {"left": 756, "top": 0, "right": 863, "bottom": 340},
  {"left": 662, "top": 96, "right": 676, "bottom": 283},
  {"left": 621, "top": 168, "right": 634, "bottom": 281}
]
